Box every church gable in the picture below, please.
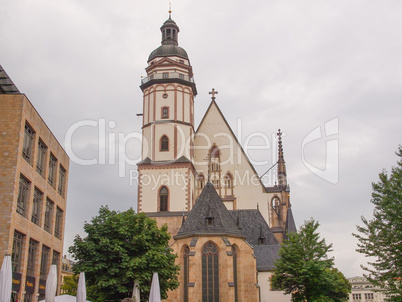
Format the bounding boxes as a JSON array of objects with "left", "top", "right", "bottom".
[{"left": 194, "top": 100, "right": 273, "bottom": 224}]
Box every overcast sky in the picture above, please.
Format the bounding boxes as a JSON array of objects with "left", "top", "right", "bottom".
[{"left": 1, "top": 0, "right": 401, "bottom": 278}]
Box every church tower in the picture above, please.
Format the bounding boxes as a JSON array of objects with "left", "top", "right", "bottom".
[{"left": 137, "top": 12, "right": 197, "bottom": 214}]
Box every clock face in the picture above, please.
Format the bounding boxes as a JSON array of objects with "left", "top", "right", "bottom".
[{"left": 163, "top": 93, "right": 168, "bottom": 99}]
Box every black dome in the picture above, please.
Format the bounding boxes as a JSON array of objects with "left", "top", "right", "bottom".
[{"left": 148, "top": 44, "right": 189, "bottom": 62}]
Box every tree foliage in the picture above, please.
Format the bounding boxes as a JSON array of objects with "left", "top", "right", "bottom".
[
  {"left": 354, "top": 146, "right": 402, "bottom": 300},
  {"left": 69, "top": 206, "right": 180, "bottom": 302},
  {"left": 61, "top": 275, "right": 78, "bottom": 296},
  {"left": 272, "top": 218, "right": 351, "bottom": 302}
]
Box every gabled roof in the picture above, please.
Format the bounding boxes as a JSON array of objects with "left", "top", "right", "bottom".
[
  {"left": 0, "top": 65, "right": 20, "bottom": 94},
  {"left": 229, "top": 209, "right": 278, "bottom": 246},
  {"left": 196, "top": 100, "right": 267, "bottom": 190},
  {"left": 174, "top": 182, "right": 245, "bottom": 239}
]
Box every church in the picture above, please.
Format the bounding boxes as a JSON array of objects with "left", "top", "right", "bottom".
[{"left": 137, "top": 12, "right": 296, "bottom": 302}]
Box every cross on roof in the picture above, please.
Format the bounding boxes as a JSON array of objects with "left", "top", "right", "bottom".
[{"left": 209, "top": 88, "right": 218, "bottom": 101}]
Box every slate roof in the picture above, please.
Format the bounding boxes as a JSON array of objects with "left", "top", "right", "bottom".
[
  {"left": 174, "top": 182, "right": 245, "bottom": 239},
  {"left": 137, "top": 156, "right": 192, "bottom": 166},
  {"left": 0, "top": 65, "right": 20, "bottom": 94},
  {"left": 285, "top": 208, "right": 297, "bottom": 237},
  {"left": 229, "top": 209, "right": 278, "bottom": 246},
  {"left": 253, "top": 244, "right": 281, "bottom": 271}
]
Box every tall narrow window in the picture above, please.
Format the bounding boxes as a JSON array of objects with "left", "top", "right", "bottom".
[
  {"left": 44, "top": 198, "right": 54, "bottom": 233},
  {"left": 162, "top": 107, "right": 169, "bottom": 119},
  {"left": 40, "top": 246, "right": 50, "bottom": 280},
  {"left": 162, "top": 72, "right": 169, "bottom": 79},
  {"left": 22, "top": 123, "right": 34, "bottom": 163},
  {"left": 209, "top": 146, "right": 220, "bottom": 192},
  {"left": 224, "top": 172, "right": 234, "bottom": 196},
  {"left": 202, "top": 242, "right": 219, "bottom": 302},
  {"left": 58, "top": 165, "right": 66, "bottom": 197},
  {"left": 232, "top": 246, "right": 238, "bottom": 302},
  {"left": 159, "top": 186, "right": 168, "bottom": 211},
  {"left": 160, "top": 135, "right": 169, "bottom": 151},
  {"left": 52, "top": 250, "right": 60, "bottom": 268},
  {"left": 197, "top": 173, "right": 205, "bottom": 189},
  {"left": 17, "top": 175, "right": 29, "bottom": 217},
  {"left": 12, "top": 231, "right": 24, "bottom": 273},
  {"left": 54, "top": 207, "right": 63, "bottom": 239},
  {"left": 27, "top": 239, "right": 38, "bottom": 277},
  {"left": 48, "top": 153, "right": 57, "bottom": 187},
  {"left": 32, "top": 188, "right": 42, "bottom": 225},
  {"left": 183, "top": 246, "right": 190, "bottom": 302},
  {"left": 36, "top": 139, "right": 47, "bottom": 176}
]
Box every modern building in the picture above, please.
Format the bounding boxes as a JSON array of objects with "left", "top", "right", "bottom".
[
  {"left": 348, "top": 276, "right": 386, "bottom": 302},
  {"left": 137, "top": 12, "right": 296, "bottom": 302},
  {"left": 0, "top": 65, "right": 69, "bottom": 301}
]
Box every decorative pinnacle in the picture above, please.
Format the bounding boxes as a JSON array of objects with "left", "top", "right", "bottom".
[
  {"left": 209, "top": 88, "right": 218, "bottom": 101},
  {"left": 277, "top": 129, "right": 284, "bottom": 162},
  {"left": 169, "top": 2, "right": 172, "bottom": 18}
]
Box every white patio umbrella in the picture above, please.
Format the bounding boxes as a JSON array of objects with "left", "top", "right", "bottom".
[
  {"left": 76, "top": 272, "right": 86, "bottom": 302},
  {"left": 45, "top": 264, "right": 57, "bottom": 302},
  {"left": 0, "top": 255, "right": 12, "bottom": 302},
  {"left": 39, "top": 295, "right": 91, "bottom": 302},
  {"left": 132, "top": 279, "right": 140, "bottom": 302},
  {"left": 148, "top": 273, "right": 161, "bottom": 302}
]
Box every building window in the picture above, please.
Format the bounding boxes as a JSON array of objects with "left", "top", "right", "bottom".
[
  {"left": 209, "top": 146, "right": 220, "bottom": 191},
  {"left": 22, "top": 123, "right": 34, "bottom": 163},
  {"left": 48, "top": 153, "right": 57, "bottom": 187},
  {"left": 32, "top": 188, "right": 43, "bottom": 226},
  {"left": 160, "top": 135, "right": 169, "bottom": 151},
  {"left": 197, "top": 173, "right": 205, "bottom": 189},
  {"left": 52, "top": 250, "right": 60, "bottom": 268},
  {"left": 36, "top": 139, "right": 47, "bottom": 176},
  {"left": 183, "top": 246, "right": 190, "bottom": 302},
  {"left": 12, "top": 231, "right": 24, "bottom": 273},
  {"left": 365, "top": 293, "right": 373, "bottom": 300},
  {"left": 44, "top": 198, "right": 54, "bottom": 233},
  {"left": 352, "top": 293, "right": 362, "bottom": 300},
  {"left": 54, "top": 207, "right": 63, "bottom": 239},
  {"left": 202, "top": 241, "right": 219, "bottom": 302},
  {"left": 27, "top": 239, "right": 38, "bottom": 277},
  {"left": 162, "top": 72, "right": 169, "bottom": 79},
  {"left": 232, "top": 246, "right": 238, "bottom": 302},
  {"left": 17, "top": 175, "right": 30, "bottom": 217},
  {"left": 224, "top": 172, "right": 234, "bottom": 196},
  {"left": 272, "top": 196, "right": 281, "bottom": 218},
  {"left": 58, "top": 165, "right": 66, "bottom": 197},
  {"left": 40, "top": 245, "right": 50, "bottom": 280},
  {"left": 162, "top": 107, "right": 169, "bottom": 119},
  {"left": 159, "top": 186, "right": 168, "bottom": 212},
  {"left": 179, "top": 73, "right": 184, "bottom": 80}
]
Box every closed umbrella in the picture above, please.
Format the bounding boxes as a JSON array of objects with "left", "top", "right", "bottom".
[
  {"left": 132, "top": 279, "right": 140, "bottom": 302},
  {"left": 148, "top": 273, "right": 161, "bottom": 302},
  {"left": 0, "top": 255, "right": 12, "bottom": 302},
  {"left": 76, "top": 272, "right": 86, "bottom": 302},
  {"left": 45, "top": 264, "right": 57, "bottom": 302}
]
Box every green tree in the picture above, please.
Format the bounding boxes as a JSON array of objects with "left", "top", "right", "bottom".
[
  {"left": 69, "top": 206, "right": 180, "bottom": 302},
  {"left": 354, "top": 146, "right": 402, "bottom": 300},
  {"left": 61, "top": 275, "right": 78, "bottom": 296},
  {"left": 272, "top": 219, "right": 350, "bottom": 302}
]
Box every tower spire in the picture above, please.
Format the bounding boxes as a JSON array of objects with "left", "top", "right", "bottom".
[
  {"left": 169, "top": 2, "right": 172, "bottom": 18},
  {"left": 277, "top": 129, "right": 287, "bottom": 188}
]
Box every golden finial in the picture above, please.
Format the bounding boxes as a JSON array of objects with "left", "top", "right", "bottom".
[{"left": 169, "top": 2, "right": 172, "bottom": 17}]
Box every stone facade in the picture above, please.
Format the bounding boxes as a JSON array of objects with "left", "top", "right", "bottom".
[
  {"left": 0, "top": 74, "right": 69, "bottom": 302},
  {"left": 348, "top": 276, "right": 386, "bottom": 302}
]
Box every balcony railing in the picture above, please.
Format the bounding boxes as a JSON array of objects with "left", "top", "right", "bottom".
[{"left": 141, "top": 72, "right": 195, "bottom": 85}]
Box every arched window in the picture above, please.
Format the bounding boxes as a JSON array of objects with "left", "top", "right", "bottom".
[
  {"left": 183, "top": 245, "right": 190, "bottom": 302},
  {"left": 160, "top": 135, "right": 169, "bottom": 151},
  {"left": 202, "top": 242, "right": 219, "bottom": 302},
  {"left": 209, "top": 146, "right": 220, "bottom": 191},
  {"left": 197, "top": 173, "right": 205, "bottom": 189},
  {"left": 232, "top": 245, "right": 238, "bottom": 302},
  {"left": 224, "top": 172, "right": 234, "bottom": 196},
  {"left": 272, "top": 196, "right": 281, "bottom": 218},
  {"left": 159, "top": 186, "right": 168, "bottom": 211}
]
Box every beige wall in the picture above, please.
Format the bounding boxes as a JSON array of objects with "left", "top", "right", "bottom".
[
  {"left": 0, "top": 94, "right": 69, "bottom": 301},
  {"left": 258, "top": 272, "right": 291, "bottom": 302}
]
